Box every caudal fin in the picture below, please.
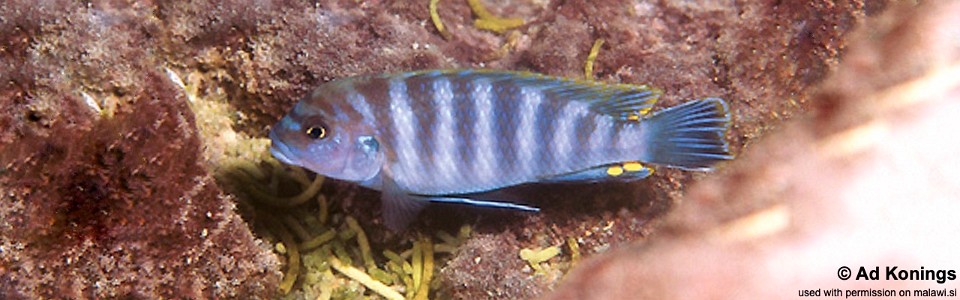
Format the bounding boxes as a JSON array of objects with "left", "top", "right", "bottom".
[{"left": 640, "top": 98, "right": 732, "bottom": 170}]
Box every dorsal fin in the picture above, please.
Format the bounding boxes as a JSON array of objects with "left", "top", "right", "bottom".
[
  {"left": 477, "top": 70, "right": 662, "bottom": 120},
  {"left": 396, "top": 69, "right": 662, "bottom": 120},
  {"left": 539, "top": 79, "right": 661, "bottom": 120}
]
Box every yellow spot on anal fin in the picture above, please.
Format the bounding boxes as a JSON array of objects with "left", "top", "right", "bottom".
[
  {"left": 622, "top": 162, "right": 644, "bottom": 172},
  {"left": 606, "top": 165, "right": 624, "bottom": 176},
  {"left": 638, "top": 107, "right": 653, "bottom": 115},
  {"left": 627, "top": 114, "right": 640, "bottom": 121}
]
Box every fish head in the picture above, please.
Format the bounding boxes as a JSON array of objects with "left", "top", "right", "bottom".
[{"left": 269, "top": 101, "right": 383, "bottom": 182}]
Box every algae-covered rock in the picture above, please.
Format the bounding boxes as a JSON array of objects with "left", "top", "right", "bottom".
[{"left": 1, "top": 1, "right": 279, "bottom": 298}]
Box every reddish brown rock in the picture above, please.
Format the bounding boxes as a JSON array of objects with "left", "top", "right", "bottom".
[
  {"left": 1, "top": 1, "right": 279, "bottom": 298},
  {"left": 547, "top": 2, "right": 960, "bottom": 299}
]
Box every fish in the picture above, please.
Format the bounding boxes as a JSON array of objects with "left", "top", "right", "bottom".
[{"left": 269, "top": 69, "right": 732, "bottom": 230}]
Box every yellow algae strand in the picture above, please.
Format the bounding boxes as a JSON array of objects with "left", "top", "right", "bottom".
[
  {"left": 328, "top": 256, "right": 405, "bottom": 300},
  {"left": 337, "top": 227, "right": 356, "bottom": 241},
  {"left": 584, "top": 38, "right": 605, "bottom": 80},
  {"left": 300, "top": 229, "right": 336, "bottom": 251},
  {"left": 434, "top": 227, "right": 468, "bottom": 254},
  {"left": 458, "top": 225, "right": 472, "bottom": 240},
  {"left": 383, "top": 250, "right": 405, "bottom": 265},
  {"left": 345, "top": 216, "right": 376, "bottom": 271},
  {"left": 384, "top": 249, "right": 413, "bottom": 291},
  {"left": 414, "top": 238, "right": 435, "bottom": 300},
  {"left": 411, "top": 241, "right": 423, "bottom": 296},
  {"left": 287, "top": 165, "right": 314, "bottom": 187},
  {"left": 369, "top": 267, "right": 397, "bottom": 285},
  {"left": 227, "top": 167, "right": 324, "bottom": 207},
  {"left": 317, "top": 194, "right": 329, "bottom": 225},
  {"left": 467, "top": 0, "right": 524, "bottom": 33},
  {"left": 436, "top": 230, "right": 459, "bottom": 246},
  {"left": 283, "top": 215, "right": 314, "bottom": 242},
  {"left": 519, "top": 246, "right": 561, "bottom": 273},
  {"left": 401, "top": 275, "right": 415, "bottom": 300},
  {"left": 566, "top": 237, "right": 581, "bottom": 266},
  {"left": 429, "top": 0, "right": 451, "bottom": 39},
  {"left": 315, "top": 270, "right": 334, "bottom": 300},
  {"left": 281, "top": 173, "right": 324, "bottom": 206},
  {"left": 271, "top": 218, "right": 300, "bottom": 294},
  {"left": 434, "top": 244, "right": 459, "bottom": 254}
]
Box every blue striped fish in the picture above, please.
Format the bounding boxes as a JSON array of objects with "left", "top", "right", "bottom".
[{"left": 269, "top": 69, "right": 731, "bottom": 230}]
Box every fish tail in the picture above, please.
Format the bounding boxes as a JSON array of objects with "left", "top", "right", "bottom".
[{"left": 639, "top": 98, "right": 732, "bottom": 170}]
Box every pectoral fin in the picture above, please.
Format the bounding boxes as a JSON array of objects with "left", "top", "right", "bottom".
[{"left": 381, "top": 178, "right": 429, "bottom": 231}]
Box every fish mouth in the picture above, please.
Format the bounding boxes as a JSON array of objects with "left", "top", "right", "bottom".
[
  {"left": 269, "top": 132, "right": 297, "bottom": 166},
  {"left": 270, "top": 145, "right": 296, "bottom": 165}
]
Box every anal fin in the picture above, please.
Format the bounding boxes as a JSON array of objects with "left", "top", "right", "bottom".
[{"left": 541, "top": 163, "right": 654, "bottom": 183}]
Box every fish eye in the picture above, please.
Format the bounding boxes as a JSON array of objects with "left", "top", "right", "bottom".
[{"left": 305, "top": 126, "right": 326, "bottom": 139}]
